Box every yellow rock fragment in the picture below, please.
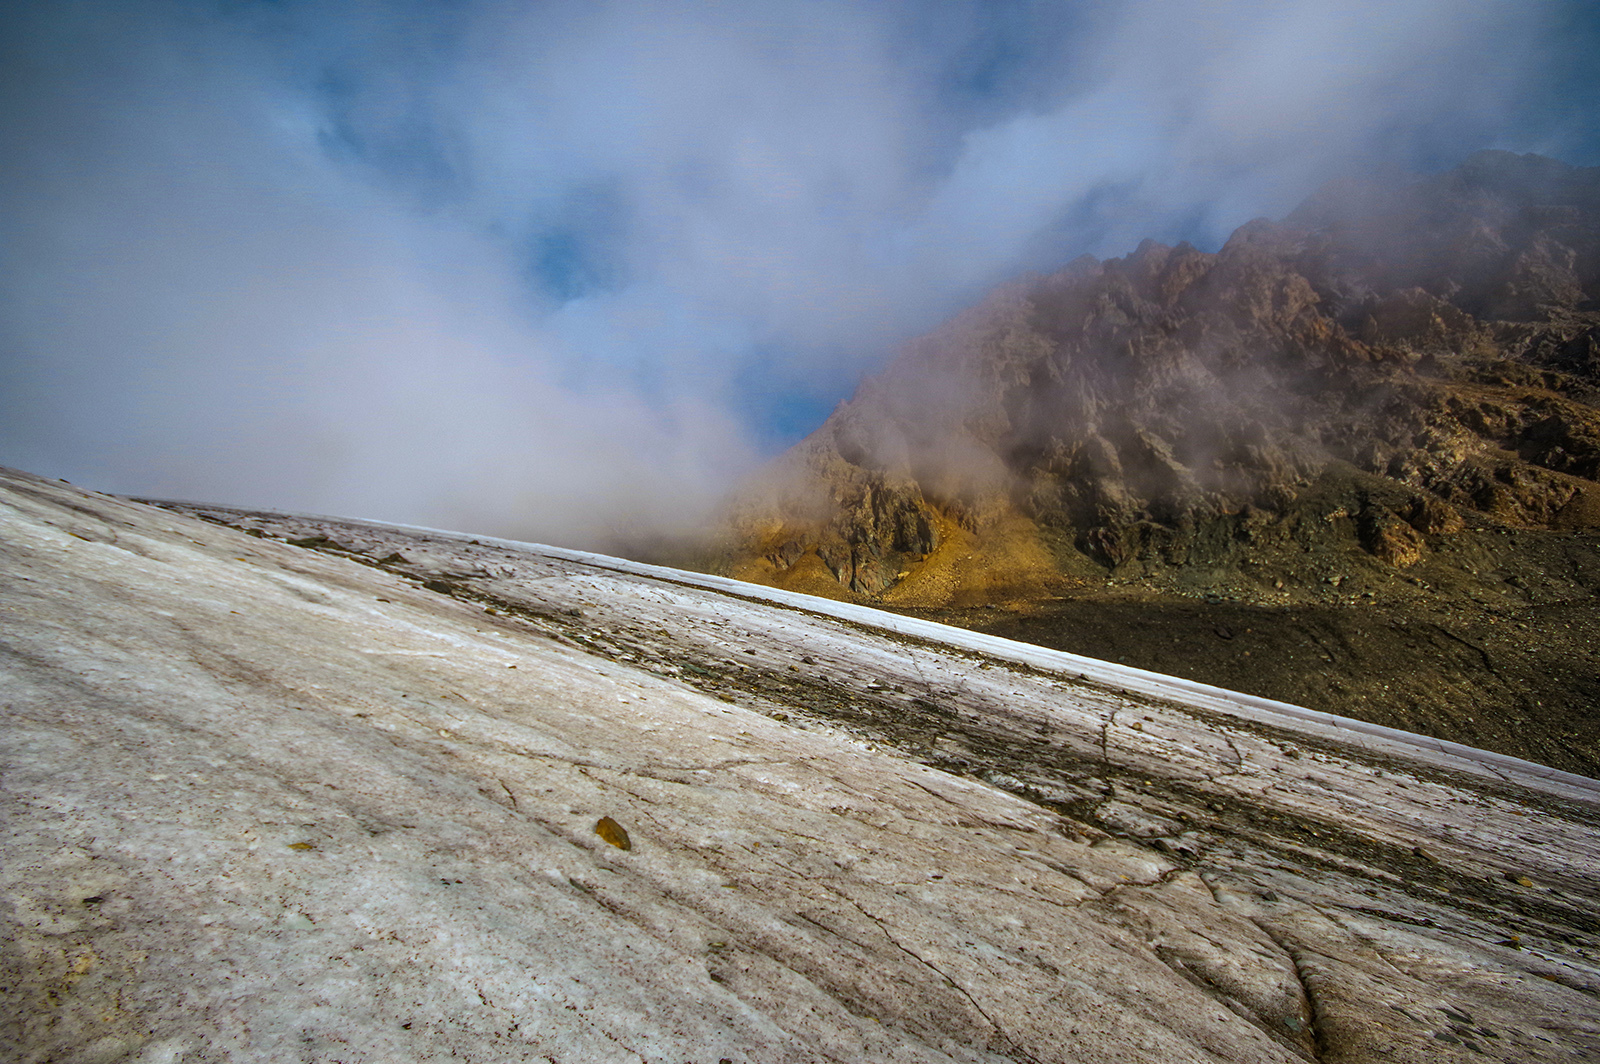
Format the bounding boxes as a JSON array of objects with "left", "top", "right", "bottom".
[{"left": 594, "top": 816, "right": 631, "bottom": 851}]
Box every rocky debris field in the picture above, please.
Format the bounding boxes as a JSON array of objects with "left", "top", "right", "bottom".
[
  {"left": 903, "top": 490, "right": 1600, "bottom": 778},
  {"left": 5, "top": 467, "right": 1598, "bottom": 1063}
]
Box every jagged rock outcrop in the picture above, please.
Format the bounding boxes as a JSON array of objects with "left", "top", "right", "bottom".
[
  {"left": 720, "top": 152, "right": 1600, "bottom": 600},
  {"left": 707, "top": 153, "right": 1600, "bottom": 770}
]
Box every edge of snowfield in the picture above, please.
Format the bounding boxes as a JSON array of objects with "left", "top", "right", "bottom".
[{"left": 216, "top": 508, "right": 1599, "bottom": 803}]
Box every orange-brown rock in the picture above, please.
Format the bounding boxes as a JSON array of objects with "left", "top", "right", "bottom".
[{"left": 718, "top": 152, "right": 1600, "bottom": 606}]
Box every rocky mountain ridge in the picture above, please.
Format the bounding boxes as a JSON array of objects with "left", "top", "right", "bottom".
[{"left": 713, "top": 151, "right": 1600, "bottom": 771}]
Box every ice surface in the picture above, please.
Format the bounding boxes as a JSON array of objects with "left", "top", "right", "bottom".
[{"left": 3, "top": 467, "right": 1598, "bottom": 1063}]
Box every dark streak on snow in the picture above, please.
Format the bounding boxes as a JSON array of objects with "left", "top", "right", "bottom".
[{"left": 164, "top": 503, "right": 1600, "bottom": 993}]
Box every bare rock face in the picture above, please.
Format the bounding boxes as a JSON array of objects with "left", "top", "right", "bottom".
[
  {"left": 711, "top": 155, "right": 1600, "bottom": 773},
  {"left": 723, "top": 152, "right": 1600, "bottom": 596}
]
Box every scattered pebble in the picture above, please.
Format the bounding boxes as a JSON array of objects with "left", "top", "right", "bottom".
[{"left": 595, "top": 816, "right": 632, "bottom": 851}]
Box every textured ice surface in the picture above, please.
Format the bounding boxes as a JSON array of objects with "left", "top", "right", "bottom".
[{"left": 2, "top": 467, "right": 1597, "bottom": 1063}]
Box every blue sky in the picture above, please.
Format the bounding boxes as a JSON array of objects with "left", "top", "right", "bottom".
[{"left": 2, "top": 0, "right": 1596, "bottom": 544}]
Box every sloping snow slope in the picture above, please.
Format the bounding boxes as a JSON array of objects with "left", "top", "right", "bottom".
[{"left": 2, "top": 467, "right": 1597, "bottom": 1063}]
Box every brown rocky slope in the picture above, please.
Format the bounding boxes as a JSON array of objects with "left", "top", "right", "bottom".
[{"left": 709, "top": 151, "right": 1600, "bottom": 776}]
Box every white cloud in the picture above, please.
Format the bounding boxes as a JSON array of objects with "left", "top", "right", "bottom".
[{"left": 0, "top": 0, "right": 1586, "bottom": 542}]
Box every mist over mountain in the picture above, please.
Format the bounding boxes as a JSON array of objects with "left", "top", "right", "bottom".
[
  {"left": 716, "top": 151, "right": 1600, "bottom": 772},
  {"left": 4, "top": 2, "right": 1597, "bottom": 544},
  {"left": 726, "top": 151, "right": 1600, "bottom": 589}
]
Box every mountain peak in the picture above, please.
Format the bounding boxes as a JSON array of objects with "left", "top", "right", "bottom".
[{"left": 707, "top": 152, "right": 1600, "bottom": 772}]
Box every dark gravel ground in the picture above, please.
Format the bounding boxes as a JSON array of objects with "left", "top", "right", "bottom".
[{"left": 905, "top": 564, "right": 1600, "bottom": 779}]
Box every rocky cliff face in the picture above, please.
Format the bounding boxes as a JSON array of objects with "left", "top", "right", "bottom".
[
  {"left": 722, "top": 151, "right": 1600, "bottom": 603},
  {"left": 711, "top": 153, "right": 1600, "bottom": 770}
]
